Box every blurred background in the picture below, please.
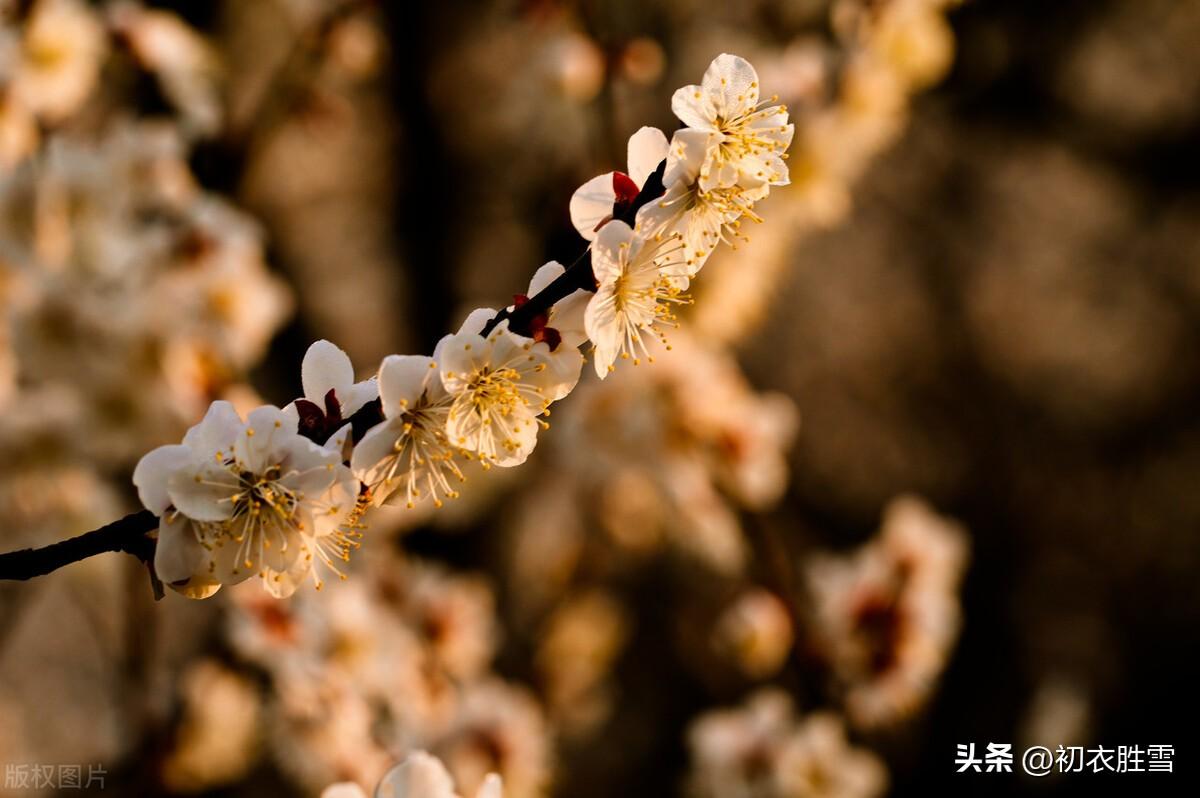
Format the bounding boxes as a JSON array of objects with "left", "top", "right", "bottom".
[{"left": 2, "top": 0, "right": 1198, "bottom": 796}]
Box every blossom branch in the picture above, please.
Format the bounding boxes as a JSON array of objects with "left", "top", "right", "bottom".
[
  {"left": 0, "top": 510, "right": 158, "bottom": 582},
  {"left": 481, "top": 160, "right": 667, "bottom": 338}
]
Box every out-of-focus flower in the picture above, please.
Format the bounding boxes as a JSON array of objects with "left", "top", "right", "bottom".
[
  {"left": 806, "top": 495, "right": 968, "bottom": 728},
  {"left": 0, "top": 91, "right": 37, "bottom": 170},
  {"left": 352, "top": 354, "right": 463, "bottom": 508},
  {"left": 671, "top": 53, "right": 794, "bottom": 193},
  {"left": 584, "top": 220, "right": 689, "bottom": 377},
  {"left": 6, "top": 0, "right": 106, "bottom": 124},
  {"left": 687, "top": 689, "right": 886, "bottom": 798},
  {"left": 535, "top": 590, "right": 629, "bottom": 737},
  {"left": 713, "top": 589, "right": 795, "bottom": 679},
  {"left": 133, "top": 401, "right": 361, "bottom": 597},
  {"left": 322, "top": 751, "right": 503, "bottom": 798},
  {"left": 108, "top": 1, "right": 222, "bottom": 135},
  {"left": 774, "top": 712, "right": 888, "bottom": 798},
  {"left": 436, "top": 313, "right": 575, "bottom": 467},
  {"left": 431, "top": 679, "right": 551, "bottom": 798},
  {"left": 162, "top": 660, "right": 262, "bottom": 792},
  {"left": 569, "top": 126, "right": 669, "bottom": 242}
]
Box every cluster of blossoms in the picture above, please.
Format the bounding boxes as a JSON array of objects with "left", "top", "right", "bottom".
[
  {"left": 323, "top": 751, "right": 501, "bottom": 798},
  {"left": 217, "top": 553, "right": 543, "bottom": 797},
  {"left": 804, "top": 495, "right": 969, "bottom": 728},
  {"left": 133, "top": 52, "right": 794, "bottom": 599},
  {"left": 687, "top": 689, "right": 887, "bottom": 798}
]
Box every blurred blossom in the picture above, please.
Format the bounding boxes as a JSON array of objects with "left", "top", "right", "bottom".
[
  {"left": 161, "top": 660, "right": 262, "bottom": 793},
  {"left": 713, "top": 588, "right": 795, "bottom": 680},
  {"left": 618, "top": 38, "right": 665, "bottom": 86},
  {"left": 1017, "top": 677, "right": 1092, "bottom": 754},
  {"left": 2, "top": 0, "right": 106, "bottom": 125},
  {"left": 687, "top": 689, "right": 886, "bottom": 798},
  {"left": 535, "top": 590, "right": 629, "bottom": 738},
  {"left": 431, "top": 679, "right": 552, "bottom": 798},
  {"left": 805, "top": 495, "right": 968, "bottom": 729},
  {"left": 108, "top": 2, "right": 223, "bottom": 136}
]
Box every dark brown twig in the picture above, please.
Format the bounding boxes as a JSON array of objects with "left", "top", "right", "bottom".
[{"left": 0, "top": 510, "right": 158, "bottom": 582}]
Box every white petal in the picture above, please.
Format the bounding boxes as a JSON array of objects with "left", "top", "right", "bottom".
[
  {"left": 438, "top": 332, "right": 493, "bottom": 394},
  {"left": 627, "top": 126, "right": 669, "bottom": 187},
  {"left": 310, "top": 465, "right": 358, "bottom": 538},
  {"left": 261, "top": 540, "right": 316, "bottom": 598},
  {"left": 569, "top": 172, "right": 617, "bottom": 242},
  {"left": 549, "top": 288, "right": 590, "bottom": 348},
  {"left": 350, "top": 419, "right": 401, "bottom": 480},
  {"left": 378, "top": 355, "right": 435, "bottom": 418},
  {"left": 455, "top": 307, "right": 498, "bottom": 337},
  {"left": 302, "top": 339, "right": 355, "bottom": 402},
  {"left": 664, "top": 128, "right": 714, "bottom": 186},
  {"left": 182, "top": 400, "right": 243, "bottom": 458},
  {"left": 153, "top": 514, "right": 208, "bottom": 584},
  {"left": 167, "top": 462, "right": 237, "bottom": 522},
  {"left": 321, "top": 783, "right": 368, "bottom": 798},
  {"left": 702, "top": 53, "right": 759, "bottom": 119},
  {"left": 584, "top": 287, "right": 621, "bottom": 378},
  {"left": 528, "top": 260, "right": 566, "bottom": 296},
  {"left": 341, "top": 376, "right": 379, "bottom": 417},
  {"left": 169, "top": 576, "right": 222, "bottom": 600},
  {"left": 671, "top": 84, "right": 716, "bottom": 131},
  {"left": 323, "top": 422, "right": 353, "bottom": 459},
  {"left": 542, "top": 345, "right": 584, "bottom": 401},
  {"left": 591, "top": 220, "right": 635, "bottom": 284},
  {"left": 133, "top": 444, "right": 191, "bottom": 514},
  {"left": 375, "top": 752, "right": 457, "bottom": 798},
  {"left": 234, "top": 405, "right": 293, "bottom": 474},
  {"left": 474, "top": 775, "right": 503, "bottom": 798}
]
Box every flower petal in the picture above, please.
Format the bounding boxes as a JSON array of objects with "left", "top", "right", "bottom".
[
  {"left": 627, "top": 126, "right": 669, "bottom": 188},
  {"left": 302, "top": 339, "right": 355, "bottom": 402},
  {"left": 702, "top": 53, "right": 759, "bottom": 119},
  {"left": 671, "top": 83, "right": 716, "bottom": 131},
  {"left": 569, "top": 172, "right": 617, "bottom": 241},
  {"left": 474, "top": 775, "right": 504, "bottom": 798},
  {"left": 377, "top": 751, "right": 457, "bottom": 798},
  {"left": 154, "top": 514, "right": 209, "bottom": 584},
  {"left": 350, "top": 419, "right": 400, "bottom": 481},
  {"left": 528, "top": 260, "right": 565, "bottom": 296},
  {"left": 182, "top": 400, "right": 243, "bottom": 459},
  {"left": 167, "top": 462, "right": 237, "bottom": 522},
  {"left": 134, "top": 444, "right": 191, "bottom": 514},
  {"left": 234, "top": 405, "right": 293, "bottom": 474},
  {"left": 378, "top": 354, "right": 435, "bottom": 418},
  {"left": 591, "top": 220, "right": 635, "bottom": 284}
]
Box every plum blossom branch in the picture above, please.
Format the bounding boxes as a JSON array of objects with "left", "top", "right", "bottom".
[{"left": 0, "top": 53, "right": 793, "bottom": 597}]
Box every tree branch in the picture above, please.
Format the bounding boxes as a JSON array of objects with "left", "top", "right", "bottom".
[
  {"left": 0, "top": 510, "right": 158, "bottom": 582},
  {"left": 481, "top": 159, "right": 667, "bottom": 338},
  {"left": 0, "top": 159, "right": 669, "bottom": 585}
]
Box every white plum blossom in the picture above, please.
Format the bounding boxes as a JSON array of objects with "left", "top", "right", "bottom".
[
  {"left": 301, "top": 339, "right": 379, "bottom": 418},
  {"left": 671, "top": 53, "right": 794, "bottom": 193},
  {"left": 134, "top": 401, "right": 361, "bottom": 597},
  {"left": 635, "top": 127, "right": 768, "bottom": 275},
  {"left": 435, "top": 310, "right": 579, "bottom": 467},
  {"left": 569, "top": 126, "right": 669, "bottom": 241},
  {"left": 351, "top": 354, "right": 464, "bottom": 508},
  {"left": 292, "top": 339, "right": 379, "bottom": 456},
  {"left": 583, "top": 219, "right": 690, "bottom": 377},
  {"left": 321, "top": 751, "right": 502, "bottom": 798}
]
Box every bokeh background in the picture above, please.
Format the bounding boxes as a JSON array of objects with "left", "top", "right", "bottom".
[{"left": 2, "top": 0, "right": 1198, "bottom": 796}]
